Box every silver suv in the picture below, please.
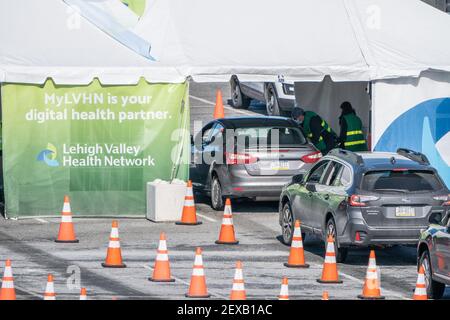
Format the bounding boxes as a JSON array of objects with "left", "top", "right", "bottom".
[
  {"left": 279, "top": 148, "right": 450, "bottom": 263},
  {"left": 230, "top": 75, "right": 295, "bottom": 116}
]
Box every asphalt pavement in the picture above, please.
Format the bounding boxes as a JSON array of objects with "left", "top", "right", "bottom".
[{"left": 0, "top": 81, "right": 448, "bottom": 300}]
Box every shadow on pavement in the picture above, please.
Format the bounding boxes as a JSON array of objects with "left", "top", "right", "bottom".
[{"left": 277, "top": 232, "right": 418, "bottom": 267}]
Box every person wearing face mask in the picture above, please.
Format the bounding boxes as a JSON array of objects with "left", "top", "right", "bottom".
[{"left": 291, "top": 106, "right": 336, "bottom": 155}]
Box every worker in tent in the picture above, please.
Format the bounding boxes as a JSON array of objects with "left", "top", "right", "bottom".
[
  {"left": 338, "top": 101, "right": 368, "bottom": 152},
  {"left": 291, "top": 106, "right": 337, "bottom": 155}
]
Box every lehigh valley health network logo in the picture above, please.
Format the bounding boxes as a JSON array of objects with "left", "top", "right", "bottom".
[{"left": 37, "top": 143, "right": 60, "bottom": 167}]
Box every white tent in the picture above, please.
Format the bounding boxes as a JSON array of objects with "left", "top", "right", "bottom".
[{"left": 0, "top": 0, "right": 449, "bottom": 188}]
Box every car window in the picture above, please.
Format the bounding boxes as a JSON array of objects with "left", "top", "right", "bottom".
[
  {"left": 234, "top": 126, "right": 307, "bottom": 147},
  {"left": 200, "top": 123, "right": 214, "bottom": 145},
  {"left": 324, "top": 162, "right": 343, "bottom": 186},
  {"left": 361, "top": 170, "right": 444, "bottom": 193},
  {"left": 335, "top": 165, "right": 352, "bottom": 187},
  {"left": 306, "top": 161, "right": 329, "bottom": 184},
  {"left": 203, "top": 123, "right": 223, "bottom": 146},
  {"left": 209, "top": 123, "right": 224, "bottom": 144},
  {"left": 443, "top": 213, "right": 450, "bottom": 228}
]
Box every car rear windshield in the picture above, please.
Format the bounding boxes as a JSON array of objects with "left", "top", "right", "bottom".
[
  {"left": 361, "top": 170, "right": 444, "bottom": 193},
  {"left": 233, "top": 126, "right": 307, "bottom": 147}
]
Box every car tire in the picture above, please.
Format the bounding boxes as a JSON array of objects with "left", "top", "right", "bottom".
[
  {"left": 281, "top": 202, "right": 295, "bottom": 245},
  {"left": 419, "top": 250, "right": 446, "bottom": 299},
  {"left": 210, "top": 175, "right": 224, "bottom": 211},
  {"left": 326, "top": 218, "right": 348, "bottom": 263},
  {"left": 265, "top": 83, "right": 281, "bottom": 116},
  {"left": 230, "top": 76, "right": 251, "bottom": 109}
]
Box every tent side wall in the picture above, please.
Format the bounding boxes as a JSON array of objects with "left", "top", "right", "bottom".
[
  {"left": 294, "top": 78, "right": 371, "bottom": 143},
  {"left": 372, "top": 71, "right": 450, "bottom": 187}
]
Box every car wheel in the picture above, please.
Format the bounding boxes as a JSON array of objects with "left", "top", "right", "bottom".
[
  {"left": 326, "top": 218, "right": 348, "bottom": 263},
  {"left": 419, "top": 250, "right": 446, "bottom": 299},
  {"left": 230, "top": 76, "right": 250, "bottom": 109},
  {"left": 281, "top": 202, "right": 295, "bottom": 245},
  {"left": 210, "top": 175, "right": 224, "bottom": 211},
  {"left": 265, "top": 83, "right": 281, "bottom": 116}
]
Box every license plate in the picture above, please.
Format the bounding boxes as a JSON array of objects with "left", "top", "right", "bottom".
[
  {"left": 267, "top": 161, "right": 289, "bottom": 171},
  {"left": 395, "top": 207, "right": 416, "bottom": 217}
]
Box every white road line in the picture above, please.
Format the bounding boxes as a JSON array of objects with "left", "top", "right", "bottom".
[
  {"left": 189, "top": 95, "right": 255, "bottom": 116},
  {"left": 142, "top": 264, "right": 228, "bottom": 299},
  {"left": 338, "top": 272, "right": 410, "bottom": 300},
  {"left": 34, "top": 218, "right": 49, "bottom": 224},
  {"left": 0, "top": 279, "right": 42, "bottom": 299},
  {"left": 196, "top": 213, "right": 217, "bottom": 222}
]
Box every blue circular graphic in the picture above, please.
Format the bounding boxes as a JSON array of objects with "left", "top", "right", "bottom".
[{"left": 375, "top": 98, "right": 450, "bottom": 187}]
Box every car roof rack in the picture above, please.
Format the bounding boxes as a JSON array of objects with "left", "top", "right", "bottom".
[
  {"left": 328, "top": 148, "right": 364, "bottom": 165},
  {"left": 396, "top": 148, "right": 430, "bottom": 165}
]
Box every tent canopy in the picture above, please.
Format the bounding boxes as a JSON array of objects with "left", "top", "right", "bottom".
[
  {"left": 1, "top": 0, "right": 450, "bottom": 84},
  {"left": 0, "top": 0, "right": 183, "bottom": 84},
  {"left": 134, "top": 0, "right": 450, "bottom": 82}
]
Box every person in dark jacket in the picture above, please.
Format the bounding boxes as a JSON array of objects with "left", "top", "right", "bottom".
[
  {"left": 338, "top": 102, "right": 368, "bottom": 152},
  {"left": 291, "top": 106, "right": 337, "bottom": 155}
]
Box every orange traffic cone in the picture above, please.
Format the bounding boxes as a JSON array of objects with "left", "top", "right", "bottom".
[
  {"left": 230, "top": 261, "right": 246, "bottom": 300},
  {"left": 43, "top": 274, "right": 56, "bottom": 300},
  {"left": 358, "top": 250, "right": 384, "bottom": 299},
  {"left": 0, "top": 259, "right": 16, "bottom": 300},
  {"left": 215, "top": 199, "right": 239, "bottom": 245},
  {"left": 213, "top": 89, "right": 225, "bottom": 119},
  {"left": 55, "top": 195, "right": 79, "bottom": 243},
  {"left": 322, "top": 291, "right": 329, "bottom": 300},
  {"left": 80, "top": 288, "right": 87, "bottom": 300},
  {"left": 284, "top": 220, "right": 309, "bottom": 268},
  {"left": 278, "top": 277, "right": 289, "bottom": 300},
  {"left": 317, "top": 235, "right": 343, "bottom": 284},
  {"left": 413, "top": 265, "right": 428, "bottom": 300},
  {"left": 186, "top": 247, "right": 210, "bottom": 298},
  {"left": 176, "top": 180, "right": 202, "bottom": 226},
  {"left": 102, "top": 221, "right": 126, "bottom": 268},
  {"left": 149, "top": 232, "right": 175, "bottom": 282}
]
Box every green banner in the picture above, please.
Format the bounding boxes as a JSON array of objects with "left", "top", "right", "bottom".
[{"left": 1, "top": 79, "right": 189, "bottom": 218}]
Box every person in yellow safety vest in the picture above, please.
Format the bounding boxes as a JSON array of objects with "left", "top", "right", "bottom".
[
  {"left": 338, "top": 102, "right": 368, "bottom": 152},
  {"left": 291, "top": 106, "right": 337, "bottom": 155}
]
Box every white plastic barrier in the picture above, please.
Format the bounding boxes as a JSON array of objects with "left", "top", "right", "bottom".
[{"left": 146, "top": 179, "right": 187, "bottom": 222}]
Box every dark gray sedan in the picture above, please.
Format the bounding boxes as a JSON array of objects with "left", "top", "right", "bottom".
[{"left": 190, "top": 117, "right": 321, "bottom": 210}]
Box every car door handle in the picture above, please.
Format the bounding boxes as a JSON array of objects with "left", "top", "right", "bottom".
[{"left": 324, "top": 194, "right": 330, "bottom": 200}]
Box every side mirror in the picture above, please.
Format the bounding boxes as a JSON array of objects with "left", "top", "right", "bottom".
[
  {"left": 428, "top": 212, "right": 442, "bottom": 225},
  {"left": 292, "top": 174, "right": 304, "bottom": 185},
  {"left": 305, "top": 182, "right": 316, "bottom": 193}
]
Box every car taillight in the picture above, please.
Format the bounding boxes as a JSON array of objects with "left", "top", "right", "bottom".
[
  {"left": 348, "top": 195, "right": 379, "bottom": 207},
  {"left": 225, "top": 152, "right": 258, "bottom": 165},
  {"left": 301, "top": 151, "right": 322, "bottom": 164},
  {"left": 433, "top": 194, "right": 450, "bottom": 206}
]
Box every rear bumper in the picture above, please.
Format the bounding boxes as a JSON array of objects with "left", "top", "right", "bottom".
[
  {"left": 219, "top": 165, "right": 308, "bottom": 198},
  {"left": 339, "top": 217, "right": 427, "bottom": 247},
  {"left": 278, "top": 98, "right": 295, "bottom": 112}
]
